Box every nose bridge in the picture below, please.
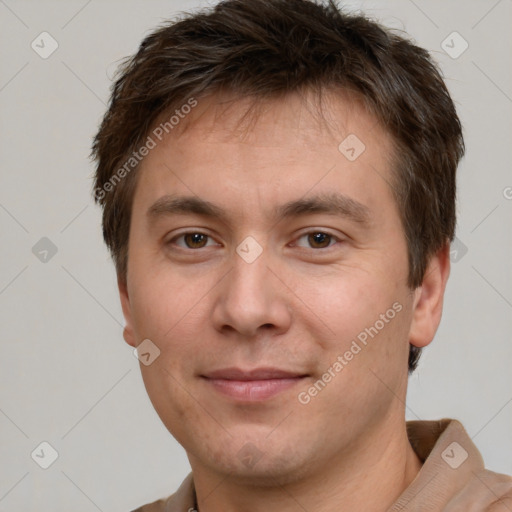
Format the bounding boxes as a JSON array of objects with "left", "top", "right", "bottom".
[
  {"left": 230, "top": 245, "right": 272, "bottom": 315},
  {"left": 212, "top": 239, "right": 290, "bottom": 336}
]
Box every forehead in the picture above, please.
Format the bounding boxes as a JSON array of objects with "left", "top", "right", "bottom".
[
  {"left": 133, "top": 89, "right": 398, "bottom": 225},
  {"left": 165, "top": 88, "right": 383, "bottom": 148}
]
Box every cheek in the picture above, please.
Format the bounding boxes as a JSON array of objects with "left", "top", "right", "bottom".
[
  {"left": 301, "top": 266, "right": 410, "bottom": 372},
  {"left": 129, "top": 261, "right": 199, "bottom": 337},
  {"left": 291, "top": 266, "right": 390, "bottom": 336},
  {"left": 129, "top": 265, "right": 217, "bottom": 381},
  {"left": 129, "top": 269, "right": 211, "bottom": 427},
  {"left": 139, "top": 360, "right": 209, "bottom": 451}
]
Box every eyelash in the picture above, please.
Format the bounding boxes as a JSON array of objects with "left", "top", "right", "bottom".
[{"left": 166, "top": 230, "right": 342, "bottom": 251}]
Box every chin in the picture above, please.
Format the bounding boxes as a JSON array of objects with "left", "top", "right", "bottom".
[
  {"left": 229, "top": 458, "right": 315, "bottom": 488},
  {"left": 200, "top": 440, "right": 314, "bottom": 487}
]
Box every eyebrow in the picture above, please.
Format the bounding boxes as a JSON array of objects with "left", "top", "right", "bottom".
[{"left": 147, "top": 192, "right": 371, "bottom": 226}]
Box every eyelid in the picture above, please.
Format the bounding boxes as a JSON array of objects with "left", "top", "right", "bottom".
[
  {"left": 291, "top": 229, "right": 343, "bottom": 250},
  {"left": 165, "top": 228, "right": 344, "bottom": 251},
  {"left": 166, "top": 229, "right": 221, "bottom": 249}
]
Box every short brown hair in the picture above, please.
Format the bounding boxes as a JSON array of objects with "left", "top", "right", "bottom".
[{"left": 91, "top": 0, "right": 464, "bottom": 373}]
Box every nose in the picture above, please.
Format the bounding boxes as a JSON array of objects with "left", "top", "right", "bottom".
[{"left": 211, "top": 247, "right": 292, "bottom": 339}]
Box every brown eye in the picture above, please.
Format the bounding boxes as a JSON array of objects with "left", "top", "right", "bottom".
[
  {"left": 307, "top": 232, "right": 333, "bottom": 249},
  {"left": 183, "top": 233, "right": 209, "bottom": 249},
  {"left": 167, "top": 231, "right": 221, "bottom": 252}
]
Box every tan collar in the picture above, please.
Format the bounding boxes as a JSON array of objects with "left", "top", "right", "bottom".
[{"left": 388, "top": 418, "right": 484, "bottom": 511}]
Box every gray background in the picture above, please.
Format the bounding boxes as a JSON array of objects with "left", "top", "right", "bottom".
[{"left": 0, "top": 0, "right": 511, "bottom": 510}]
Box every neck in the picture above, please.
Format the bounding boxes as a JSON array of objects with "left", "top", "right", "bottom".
[{"left": 190, "top": 418, "right": 423, "bottom": 512}]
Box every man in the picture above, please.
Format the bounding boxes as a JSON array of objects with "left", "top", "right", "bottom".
[{"left": 91, "top": 0, "right": 511, "bottom": 510}]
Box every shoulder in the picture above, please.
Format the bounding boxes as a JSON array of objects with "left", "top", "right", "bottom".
[
  {"left": 444, "top": 469, "right": 512, "bottom": 511},
  {"left": 130, "top": 496, "right": 170, "bottom": 512}
]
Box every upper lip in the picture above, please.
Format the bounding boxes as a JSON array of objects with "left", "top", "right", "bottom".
[{"left": 202, "top": 367, "right": 308, "bottom": 381}]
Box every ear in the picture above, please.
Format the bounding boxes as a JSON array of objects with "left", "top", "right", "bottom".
[
  {"left": 118, "top": 275, "right": 137, "bottom": 348},
  {"left": 409, "top": 241, "right": 451, "bottom": 348}
]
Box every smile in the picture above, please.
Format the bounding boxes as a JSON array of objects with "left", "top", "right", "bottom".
[{"left": 201, "top": 367, "right": 308, "bottom": 401}]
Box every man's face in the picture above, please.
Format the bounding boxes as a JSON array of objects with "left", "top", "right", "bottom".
[{"left": 121, "top": 91, "right": 420, "bottom": 484}]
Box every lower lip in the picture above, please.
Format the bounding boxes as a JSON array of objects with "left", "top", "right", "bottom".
[{"left": 204, "top": 377, "right": 305, "bottom": 401}]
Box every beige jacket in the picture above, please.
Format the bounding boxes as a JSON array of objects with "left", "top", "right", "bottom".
[{"left": 132, "top": 419, "right": 512, "bottom": 511}]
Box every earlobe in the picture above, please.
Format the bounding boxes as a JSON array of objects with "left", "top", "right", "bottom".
[
  {"left": 118, "top": 276, "right": 137, "bottom": 348},
  {"left": 409, "top": 242, "right": 451, "bottom": 349}
]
